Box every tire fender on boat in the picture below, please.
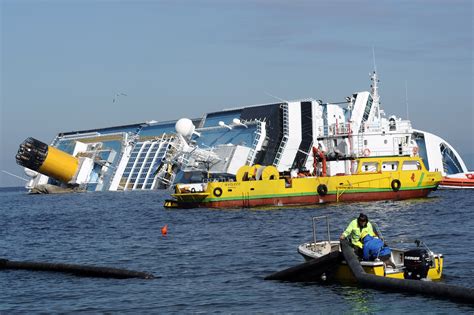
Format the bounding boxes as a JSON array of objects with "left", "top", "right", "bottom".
[
  {"left": 213, "top": 187, "right": 223, "bottom": 197},
  {"left": 391, "top": 179, "right": 401, "bottom": 192},
  {"left": 317, "top": 184, "right": 328, "bottom": 196}
]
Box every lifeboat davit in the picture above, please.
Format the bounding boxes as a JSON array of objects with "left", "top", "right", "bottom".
[{"left": 439, "top": 172, "right": 474, "bottom": 189}]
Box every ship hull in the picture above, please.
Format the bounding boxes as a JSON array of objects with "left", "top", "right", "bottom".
[
  {"left": 167, "top": 157, "right": 442, "bottom": 209},
  {"left": 173, "top": 188, "right": 435, "bottom": 209},
  {"left": 439, "top": 175, "right": 474, "bottom": 189}
]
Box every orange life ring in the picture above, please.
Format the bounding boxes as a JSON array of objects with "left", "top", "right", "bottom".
[
  {"left": 413, "top": 146, "right": 419, "bottom": 155},
  {"left": 363, "top": 148, "right": 371, "bottom": 157},
  {"left": 467, "top": 174, "right": 473, "bottom": 179}
]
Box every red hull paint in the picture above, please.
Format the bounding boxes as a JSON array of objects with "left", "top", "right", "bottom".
[
  {"left": 440, "top": 179, "right": 474, "bottom": 188},
  {"left": 194, "top": 188, "right": 434, "bottom": 208}
]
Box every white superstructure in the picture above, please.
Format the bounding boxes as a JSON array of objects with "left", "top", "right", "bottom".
[{"left": 19, "top": 71, "right": 470, "bottom": 192}]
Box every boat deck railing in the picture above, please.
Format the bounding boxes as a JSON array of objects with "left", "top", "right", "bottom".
[{"left": 311, "top": 216, "right": 331, "bottom": 246}]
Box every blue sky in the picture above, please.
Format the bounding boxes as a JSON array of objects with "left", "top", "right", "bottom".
[{"left": 1, "top": 0, "right": 473, "bottom": 187}]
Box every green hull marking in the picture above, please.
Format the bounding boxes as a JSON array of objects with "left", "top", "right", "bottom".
[
  {"left": 417, "top": 172, "right": 425, "bottom": 187},
  {"left": 199, "top": 185, "right": 437, "bottom": 203}
]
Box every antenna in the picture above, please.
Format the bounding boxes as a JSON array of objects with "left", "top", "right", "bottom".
[
  {"left": 372, "top": 46, "right": 377, "bottom": 73},
  {"left": 264, "top": 91, "right": 288, "bottom": 103},
  {"left": 405, "top": 80, "right": 409, "bottom": 120}
]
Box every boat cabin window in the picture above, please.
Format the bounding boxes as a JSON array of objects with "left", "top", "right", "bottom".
[
  {"left": 402, "top": 160, "right": 422, "bottom": 171},
  {"left": 361, "top": 162, "right": 378, "bottom": 173},
  {"left": 389, "top": 117, "right": 396, "bottom": 131},
  {"left": 381, "top": 161, "right": 399, "bottom": 171}
]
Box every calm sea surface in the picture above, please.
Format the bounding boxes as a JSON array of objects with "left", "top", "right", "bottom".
[{"left": 1, "top": 188, "right": 473, "bottom": 313}]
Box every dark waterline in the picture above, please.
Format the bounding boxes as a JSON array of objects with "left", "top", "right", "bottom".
[{"left": 1, "top": 189, "right": 473, "bottom": 313}]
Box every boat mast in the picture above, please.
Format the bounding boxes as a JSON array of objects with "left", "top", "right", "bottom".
[{"left": 371, "top": 47, "right": 381, "bottom": 122}]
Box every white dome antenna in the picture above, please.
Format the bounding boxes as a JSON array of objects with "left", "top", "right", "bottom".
[
  {"left": 218, "top": 121, "right": 232, "bottom": 130},
  {"left": 175, "top": 118, "right": 200, "bottom": 138},
  {"left": 232, "top": 118, "right": 248, "bottom": 128}
]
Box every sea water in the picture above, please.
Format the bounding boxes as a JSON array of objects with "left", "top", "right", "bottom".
[{"left": 1, "top": 188, "right": 473, "bottom": 313}]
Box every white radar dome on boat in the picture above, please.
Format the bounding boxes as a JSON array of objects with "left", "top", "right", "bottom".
[{"left": 175, "top": 118, "right": 196, "bottom": 137}]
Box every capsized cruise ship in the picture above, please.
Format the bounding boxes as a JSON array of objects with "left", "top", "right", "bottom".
[{"left": 16, "top": 72, "right": 470, "bottom": 193}]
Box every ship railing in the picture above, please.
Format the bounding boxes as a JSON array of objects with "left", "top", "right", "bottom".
[
  {"left": 202, "top": 177, "right": 237, "bottom": 183},
  {"left": 361, "top": 123, "right": 382, "bottom": 133},
  {"left": 327, "top": 123, "right": 352, "bottom": 136},
  {"left": 58, "top": 132, "right": 102, "bottom": 140},
  {"left": 356, "top": 147, "right": 412, "bottom": 157},
  {"left": 335, "top": 175, "right": 394, "bottom": 201},
  {"left": 311, "top": 215, "right": 331, "bottom": 245},
  {"left": 394, "top": 121, "right": 412, "bottom": 132}
]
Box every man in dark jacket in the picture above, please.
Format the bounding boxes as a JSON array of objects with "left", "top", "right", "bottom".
[{"left": 360, "top": 231, "right": 396, "bottom": 268}]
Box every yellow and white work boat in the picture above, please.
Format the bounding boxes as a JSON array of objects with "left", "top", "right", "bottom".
[
  {"left": 297, "top": 216, "right": 443, "bottom": 282},
  {"left": 165, "top": 155, "right": 442, "bottom": 209}
]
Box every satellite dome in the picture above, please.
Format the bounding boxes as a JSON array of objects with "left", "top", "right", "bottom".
[{"left": 175, "top": 118, "right": 196, "bottom": 137}]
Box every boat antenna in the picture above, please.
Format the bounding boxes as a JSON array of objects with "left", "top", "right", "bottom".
[
  {"left": 370, "top": 47, "right": 381, "bottom": 121},
  {"left": 372, "top": 46, "right": 377, "bottom": 73},
  {"left": 264, "top": 91, "right": 288, "bottom": 103},
  {"left": 405, "top": 80, "right": 409, "bottom": 120}
]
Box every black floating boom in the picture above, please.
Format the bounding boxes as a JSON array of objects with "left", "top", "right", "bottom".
[
  {"left": 0, "top": 259, "right": 155, "bottom": 279},
  {"left": 340, "top": 239, "right": 474, "bottom": 304},
  {"left": 265, "top": 251, "right": 342, "bottom": 282}
]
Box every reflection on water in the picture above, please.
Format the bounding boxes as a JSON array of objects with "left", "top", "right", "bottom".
[{"left": 342, "top": 286, "right": 376, "bottom": 313}]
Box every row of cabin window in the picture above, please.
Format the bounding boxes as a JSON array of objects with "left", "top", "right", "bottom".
[{"left": 360, "top": 160, "right": 421, "bottom": 173}]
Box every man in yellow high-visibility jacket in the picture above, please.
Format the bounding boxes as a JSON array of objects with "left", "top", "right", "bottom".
[{"left": 339, "top": 213, "right": 378, "bottom": 251}]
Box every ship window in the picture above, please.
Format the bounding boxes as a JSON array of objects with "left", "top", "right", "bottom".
[
  {"left": 389, "top": 118, "right": 396, "bottom": 131},
  {"left": 359, "top": 95, "right": 373, "bottom": 133},
  {"left": 384, "top": 139, "right": 388, "bottom": 144},
  {"left": 382, "top": 161, "right": 399, "bottom": 171},
  {"left": 361, "top": 162, "right": 378, "bottom": 172},
  {"left": 364, "top": 140, "right": 368, "bottom": 145},
  {"left": 402, "top": 161, "right": 421, "bottom": 171}
]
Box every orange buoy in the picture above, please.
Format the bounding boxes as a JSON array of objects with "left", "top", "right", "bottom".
[{"left": 161, "top": 224, "right": 168, "bottom": 236}]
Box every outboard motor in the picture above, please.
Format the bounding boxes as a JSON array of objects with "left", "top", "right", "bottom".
[{"left": 403, "top": 248, "right": 431, "bottom": 280}]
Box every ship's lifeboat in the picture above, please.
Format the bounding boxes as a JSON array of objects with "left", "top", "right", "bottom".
[{"left": 439, "top": 172, "right": 474, "bottom": 189}]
